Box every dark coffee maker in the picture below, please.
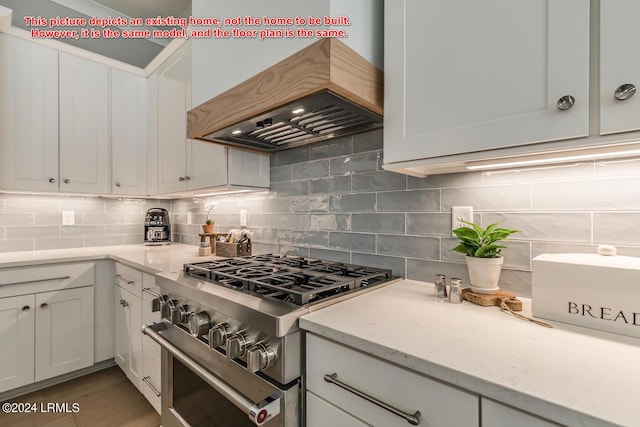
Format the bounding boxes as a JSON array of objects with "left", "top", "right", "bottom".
[{"left": 144, "top": 208, "right": 171, "bottom": 245}]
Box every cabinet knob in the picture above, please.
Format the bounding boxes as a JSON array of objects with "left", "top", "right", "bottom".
[
  {"left": 40, "top": 303, "right": 48, "bottom": 309},
  {"left": 115, "top": 182, "right": 121, "bottom": 187},
  {"left": 185, "top": 176, "right": 191, "bottom": 181},
  {"left": 119, "top": 299, "right": 129, "bottom": 307},
  {"left": 556, "top": 95, "right": 575, "bottom": 111},
  {"left": 64, "top": 179, "right": 70, "bottom": 184},
  {"left": 178, "top": 176, "right": 185, "bottom": 182},
  {"left": 49, "top": 178, "right": 56, "bottom": 183},
  {"left": 614, "top": 83, "right": 636, "bottom": 101},
  {"left": 22, "top": 305, "right": 30, "bottom": 311}
]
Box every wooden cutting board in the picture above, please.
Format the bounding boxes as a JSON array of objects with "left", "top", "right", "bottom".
[{"left": 462, "top": 288, "right": 522, "bottom": 311}]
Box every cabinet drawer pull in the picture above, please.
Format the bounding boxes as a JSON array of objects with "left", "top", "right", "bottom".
[
  {"left": 22, "top": 305, "right": 30, "bottom": 311},
  {"left": 119, "top": 299, "right": 129, "bottom": 308},
  {"left": 556, "top": 95, "right": 575, "bottom": 111},
  {"left": 49, "top": 178, "right": 56, "bottom": 183},
  {"left": 615, "top": 83, "right": 636, "bottom": 101},
  {"left": 40, "top": 303, "right": 48, "bottom": 309},
  {"left": 114, "top": 274, "right": 135, "bottom": 285},
  {"left": 64, "top": 179, "right": 70, "bottom": 184},
  {"left": 142, "top": 376, "right": 161, "bottom": 397},
  {"left": 323, "top": 373, "right": 421, "bottom": 425},
  {"left": 0, "top": 276, "right": 71, "bottom": 288}
]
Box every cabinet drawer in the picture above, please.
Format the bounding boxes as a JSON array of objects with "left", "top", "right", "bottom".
[
  {"left": 114, "top": 263, "right": 143, "bottom": 297},
  {"left": 307, "top": 334, "right": 479, "bottom": 427},
  {"left": 307, "top": 391, "right": 368, "bottom": 427},
  {"left": 142, "top": 343, "right": 161, "bottom": 414},
  {"left": 0, "top": 262, "right": 94, "bottom": 298}
]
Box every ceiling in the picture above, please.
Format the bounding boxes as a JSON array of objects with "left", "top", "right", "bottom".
[{"left": 0, "top": 0, "right": 191, "bottom": 68}]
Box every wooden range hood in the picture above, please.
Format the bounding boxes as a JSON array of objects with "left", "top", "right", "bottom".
[{"left": 187, "top": 38, "right": 383, "bottom": 152}]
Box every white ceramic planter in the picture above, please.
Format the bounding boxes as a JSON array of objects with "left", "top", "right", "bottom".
[{"left": 465, "top": 256, "right": 504, "bottom": 294}]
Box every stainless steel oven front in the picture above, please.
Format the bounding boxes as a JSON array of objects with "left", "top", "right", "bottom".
[{"left": 144, "top": 322, "right": 301, "bottom": 427}]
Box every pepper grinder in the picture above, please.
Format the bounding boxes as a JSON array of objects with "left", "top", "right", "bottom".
[{"left": 449, "top": 278, "right": 463, "bottom": 304}]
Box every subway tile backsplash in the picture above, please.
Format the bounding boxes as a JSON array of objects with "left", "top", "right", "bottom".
[{"left": 171, "top": 129, "right": 640, "bottom": 298}]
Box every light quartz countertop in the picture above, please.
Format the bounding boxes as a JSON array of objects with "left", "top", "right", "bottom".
[
  {"left": 300, "top": 279, "right": 640, "bottom": 427},
  {"left": 0, "top": 244, "right": 209, "bottom": 273}
]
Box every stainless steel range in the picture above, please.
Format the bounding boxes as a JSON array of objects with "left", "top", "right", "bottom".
[{"left": 142, "top": 254, "right": 399, "bottom": 427}]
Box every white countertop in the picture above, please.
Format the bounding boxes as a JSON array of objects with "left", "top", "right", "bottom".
[
  {"left": 0, "top": 244, "right": 209, "bottom": 273},
  {"left": 300, "top": 280, "right": 640, "bottom": 427}
]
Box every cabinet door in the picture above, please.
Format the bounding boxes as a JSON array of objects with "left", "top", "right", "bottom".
[
  {"left": 157, "top": 44, "right": 189, "bottom": 193},
  {"left": 114, "top": 285, "right": 143, "bottom": 390},
  {"left": 35, "top": 286, "right": 94, "bottom": 381},
  {"left": 600, "top": 0, "right": 640, "bottom": 135},
  {"left": 186, "top": 140, "right": 228, "bottom": 190},
  {"left": 0, "top": 34, "right": 59, "bottom": 192},
  {"left": 228, "top": 148, "right": 270, "bottom": 188},
  {"left": 482, "top": 399, "right": 561, "bottom": 427},
  {"left": 0, "top": 295, "right": 35, "bottom": 393},
  {"left": 59, "top": 52, "right": 110, "bottom": 194},
  {"left": 384, "top": 0, "right": 590, "bottom": 164},
  {"left": 307, "top": 392, "right": 368, "bottom": 427},
  {"left": 111, "top": 69, "right": 148, "bottom": 195}
]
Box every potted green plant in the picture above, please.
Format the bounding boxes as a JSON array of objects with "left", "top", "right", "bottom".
[
  {"left": 202, "top": 202, "right": 217, "bottom": 234},
  {"left": 451, "top": 221, "right": 519, "bottom": 294}
]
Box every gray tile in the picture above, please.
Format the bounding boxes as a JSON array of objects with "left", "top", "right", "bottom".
[
  {"left": 377, "top": 234, "right": 439, "bottom": 259},
  {"left": 248, "top": 214, "right": 275, "bottom": 228},
  {"left": 5, "top": 199, "right": 60, "bottom": 213},
  {"left": 292, "top": 160, "right": 330, "bottom": 179},
  {"left": 309, "top": 136, "right": 352, "bottom": 160},
  {"left": 105, "top": 201, "right": 146, "bottom": 214},
  {"left": 329, "top": 193, "right": 376, "bottom": 213},
  {"left": 276, "top": 181, "right": 309, "bottom": 197},
  {"left": 275, "top": 245, "right": 309, "bottom": 257},
  {"left": 377, "top": 190, "right": 439, "bottom": 213},
  {"left": 275, "top": 214, "right": 309, "bottom": 230},
  {"left": 62, "top": 198, "right": 106, "bottom": 214},
  {"left": 595, "top": 157, "right": 640, "bottom": 178},
  {"left": 105, "top": 224, "right": 140, "bottom": 235},
  {"left": 84, "top": 214, "right": 126, "bottom": 225},
  {"left": 124, "top": 235, "right": 144, "bottom": 245},
  {"left": 310, "top": 176, "right": 351, "bottom": 194},
  {"left": 406, "top": 213, "right": 451, "bottom": 237},
  {"left": 533, "top": 177, "right": 640, "bottom": 210},
  {"left": 84, "top": 235, "right": 126, "bottom": 247},
  {"left": 484, "top": 162, "right": 594, "bottom": 185},
  {"left": 6, "top": 226, "right": 59, "bottom": 239},
  {"left": 0, "top": 239, "right": 34, "bottom": 253},
  {"left": 329, "top": 232, "right": 376, "bottom": 253},
  {"left": 309, "top": 248, "right": 351, "bottom": 263},
  {"left": 35, "top": 237, "right": 85, "bottom": 250},
  {"left": 497, "top": 269, "right": 532, "bottom": 298},
  {"left": 60, "top": 225, "right": 105, "bottom": 237},
  {"left": 330, "top": 152, "right": 379, "bottom": 176},
  {"left": 292, "top": 196, "right": 329, "bottom": 212},
  {"left": 34, "top": 213, "right": 68, "bottom": 226},
  {"left": 594, "top": 213, "right": 640, "bottom": 245},
  {"left": 352, "top": 214, "right": 405, "bottom": 234},
  {"left": 0, "top": 200, "right": 4, "bottom": 214},
  {"left": 270, "top": 165, "right": 292, "bottom": 182},
  {"left": 0, "top": 227, "right": 4, "bottom": 239},
  {"left": 442, "top": 185, "right": 531, "bottom": 211},
  {"left": 258, "top": 229, "right": 292, "bottom": 245},
  {"left": 0, "top": 214, "right": 34, "bottom": 226},
  {"left": 276, "top": 146, "right": 309, "bottom": 166},
  {"left": 352, "top": 171, "right": 406, "bottom": 193},
  {"left": 308, "top": 214, "right": 351, "bottom": 231},
  {"left": 406, "top": 259, "right": 468, "bottom": 284},
  {"left": 483, "top": 213, "right": 591, "bottom": 243},
  {"left": 351, "top": 253, "right": 405, "bottom": 277},
  {"left": 408, "top": 171, "right": 483, "bottom": 189},
  {"left": 291, "top": 231, "right": 329, "bottom": 248},
  {"left": 252, "top": 242, "right": 279, "bottom": 255},
  {"left": 352, "top": 129, "right": 383, "bottom": 153}
]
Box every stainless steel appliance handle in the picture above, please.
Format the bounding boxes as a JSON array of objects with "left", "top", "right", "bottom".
[
  {"left": 323, "top": 373, "right": 421, "bottom": 425},
  {"left": 142, "top": 376, "right": 161, "bottom": 397},
  {"left": 142, "top": 288, "right": 161, "bottom": 299},
  {"left": 142, "top": 323, "right": 281, "bottom": 426},
  {"left": 0, "top": 275, "right": 71, "bottom": 288},
  {"left": 114, "top": 274, "right": 135, "bottom": 285}
]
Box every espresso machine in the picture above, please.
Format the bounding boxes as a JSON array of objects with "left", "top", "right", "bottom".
[{"left": 144, "top": 208, "right": 171, "bottom": 245}]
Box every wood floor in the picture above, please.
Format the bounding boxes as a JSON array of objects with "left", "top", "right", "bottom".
[{"left": 0, "top": 366, "right": 160, "bottom": 427}]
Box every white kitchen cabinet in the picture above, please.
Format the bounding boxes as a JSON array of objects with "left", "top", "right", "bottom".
[
  {"left": 0, "top": 34, "right": 59, "bottom": 192},
  {"left": 307, "top": 391, "right": 368, "bottom": 427},
  {"left": 141, "top": 273, "right": 161, "bottom": 414},
  {"left": 111, "top": 69, "right": 147, "bottom": 195},
  {"left": 306, "top": 333, "right": 479, "bottom": 427},
  {"left": 59, "top": 52, "right": 110, "bottom": 194},
  {"left": 482, "top": 399, "right": 561, "bottom": 427},
  {"left": 0, "top": 295, "right": 35, "bottom": 393},
  {"left": 34, "top": 286, "right": 94, "bottom": 382},
  {"left": 600, "top": 0, "right": 640, "bottom": 135},
  {"left": 383, "top": 0, "right": 590, "bottom": 165},
  {"left": 114, "top": 284, "right": 143, "bottom": 391}
]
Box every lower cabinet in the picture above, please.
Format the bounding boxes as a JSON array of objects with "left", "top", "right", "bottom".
[
  {"left": 307, "top": 391, "right": 368, "bottom": 427},
  {"left": 114, "top": 284, "right": 142, "bottom": 390},
  {"left": 140, "top": 273, "right": 161, "bottom": 414},
  {"left": 0, "top": 294, "right": 35, "bottom": 393},
  {"left": 306, "top": 334, "right": 479, "bottom": 427},
  {"left": 482, "top": 399, "right": 561, "bottom": 427}
]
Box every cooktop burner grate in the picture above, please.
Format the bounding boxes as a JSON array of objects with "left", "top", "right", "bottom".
[{"left": 183, "top": 254, "right": 394, "bottom": 306}]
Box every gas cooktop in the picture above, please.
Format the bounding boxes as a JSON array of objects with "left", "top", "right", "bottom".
[{"left": 183, "top": 254, "right": 395, "bottom": 306}]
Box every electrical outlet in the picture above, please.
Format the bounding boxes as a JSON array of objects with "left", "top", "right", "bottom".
[
  {"left": 240, "top": 209, "right": 247, "bottom": 227},
  {"left": 62, "top": 210, "right": 75, "bottom": 226},
  {"left": 451, "top": 206, "right": 473, "bottom": 235}
]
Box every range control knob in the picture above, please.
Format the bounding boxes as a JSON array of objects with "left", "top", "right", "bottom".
[
  {"left": 188, "top": 311, "right": 211, "bottom": 337},
  {"left": 163, "top": 299, "right": 178, "bottom": 319},
  {"left": 170, "top": 304, "right": 190, "bottom": 324},
  {"left": 226, "top": 332, "right": 254, "bottom": 360},
  {"left": 208, "top": 323, "right": 231, "bottom": 348},
  {"left": 246, "top": 343, "right": 278, "bottom": 373}
]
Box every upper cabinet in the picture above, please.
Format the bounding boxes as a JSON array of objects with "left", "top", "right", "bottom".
[
  {"left": 383, "top": 0, "right": 590, "bottom": 166},
  {"left": 600, "top": 0, "right": 640, "bottom": 135}
]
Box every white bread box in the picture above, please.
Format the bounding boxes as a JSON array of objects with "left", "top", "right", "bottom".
[{"left": 532, "top": 246, "right": 640, "bottom": 339}]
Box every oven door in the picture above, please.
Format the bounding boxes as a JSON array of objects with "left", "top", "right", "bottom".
[{"left": 143, "top": 322, "right": 300, "bottom": 427}]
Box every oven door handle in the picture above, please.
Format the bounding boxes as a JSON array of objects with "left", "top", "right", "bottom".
[{"left": 142, "top": 323, "right": 281, "bottom": 426}]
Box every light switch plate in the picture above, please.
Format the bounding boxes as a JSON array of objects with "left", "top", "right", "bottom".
[{"left": 62, "top": 210, "right": 75, "bottom": 226}]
